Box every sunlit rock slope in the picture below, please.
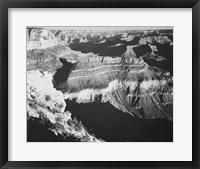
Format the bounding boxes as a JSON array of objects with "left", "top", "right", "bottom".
[{"left": 27, "top": 70, "right": 102, "bottom": 142}]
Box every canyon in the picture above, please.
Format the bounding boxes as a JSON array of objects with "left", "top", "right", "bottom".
[{"left": 27, "top": 27, "right": 173, "bottom": 142}]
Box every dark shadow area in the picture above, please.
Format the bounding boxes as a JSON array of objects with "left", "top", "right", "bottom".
[
  {"left": 65, "top": 100, "right": 173, "bottom": 142},
  {"left": 133, "top": 44, "right": 152, "bottom": 57},
  {"left": 52, "top": 58, "right": 75, "bottom": 88},
  {"left": 27, "top": 117, "right": 78, "bottom": 142},
  {"left": 144, "top": 43, "right": 173, "bottom": 75},
  {"left": 69, "top": 35, "right": 140, "bottom": 57}
]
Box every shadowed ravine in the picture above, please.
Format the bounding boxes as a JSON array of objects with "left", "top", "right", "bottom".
[
  {"left": 52, "top": 58, "right": 75, "bottom": 89},
  {"left": 65, "top": 100, "right": 173, "bottom": 142}
]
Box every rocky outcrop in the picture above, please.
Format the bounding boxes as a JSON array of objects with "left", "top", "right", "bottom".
[
  {"left": 121, "top": 35, "right": 135, "bottom": 41},
  {"left": 139, "top": 36, "right": 172, "bottom": 45},
  {"left": 142, "top": 51, "right": 167, "bottom": 61},
  {"left": 53, "top": 46, "right": 173, "bottom": 121},
  {"left": 27, "top": 70, "right": 103, "bottom": 142},
  {"left": 64, "top": 79, "right": 173, "bottom": 121}
]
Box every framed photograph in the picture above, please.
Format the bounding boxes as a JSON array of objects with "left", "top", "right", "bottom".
[{"left": 0, "top": 0, "right": 199, "bottom": 168}]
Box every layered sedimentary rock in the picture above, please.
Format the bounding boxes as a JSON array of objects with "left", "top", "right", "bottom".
[
  {"left": 59, "top": 46, "right": 173, "bottom": 121},
  {"left": 27, "top": 27, "right": 173, "bottom": 142}
]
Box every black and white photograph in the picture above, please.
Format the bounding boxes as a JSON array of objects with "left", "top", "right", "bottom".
[{"left": 27, "top": 26, "right": 173, "bottom": 142}]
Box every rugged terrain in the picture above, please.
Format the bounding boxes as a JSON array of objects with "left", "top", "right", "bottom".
[{"left": 27, "top": 27, "right": 173, "bottom": 142}]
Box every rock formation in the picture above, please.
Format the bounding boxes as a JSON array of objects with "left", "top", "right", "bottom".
[
  {"left": 27, "top": 70, "right": 103, "bottom": 142},
  {"left": 27, "top": 27, "right": 173, "bottom": 142},
  {"left": 59, "top": 46, "right": 173, "bottom": 121}
]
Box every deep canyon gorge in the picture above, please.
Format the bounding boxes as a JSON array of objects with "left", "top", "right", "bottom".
[{"left": 27, "top": 27, "right": 173, "bottom": 142}]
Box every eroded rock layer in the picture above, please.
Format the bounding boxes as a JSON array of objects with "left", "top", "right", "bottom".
[{"left": 27, "top": 27, "right": 173, "bottom": 141}]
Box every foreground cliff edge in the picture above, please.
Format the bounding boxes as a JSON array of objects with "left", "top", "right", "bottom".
[{"left": 27, "top": 27, "right": 173, "bottom": 142}]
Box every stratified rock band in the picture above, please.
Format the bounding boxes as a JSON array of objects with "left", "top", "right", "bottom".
[{"left": 27, "top": 27, "right": 173, "bottom": 142}]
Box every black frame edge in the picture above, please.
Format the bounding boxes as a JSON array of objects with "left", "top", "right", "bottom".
[
  {"left": 0, "top": 0, "right": 199, "bottom": 169},
  {"left": 192, "top": 1, "right": 200, "bottom": 169},
  {"left": 0, "top": 0, "right": 198, "bottom": 8},
  {"left": 0, "top": 0, "right": 8, "bottom": 169},
  {"left": 0, "top": 0, "right": 3, "bottom": 167}
]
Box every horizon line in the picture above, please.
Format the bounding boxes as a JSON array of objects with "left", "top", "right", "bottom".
[{"left": 27, "top": 26, "right": 173, "bottom": 31}]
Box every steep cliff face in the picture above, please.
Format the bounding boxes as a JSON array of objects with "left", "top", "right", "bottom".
[
  {"left": 104, "top": 80, "right": 172, "bottom": 120},
  {"left": 55, "top": 46, "right": 173, "bottom": 121},
  {"left": 64, "top": 79, "right": 173, "bottom": 121}
]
